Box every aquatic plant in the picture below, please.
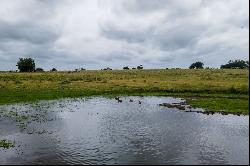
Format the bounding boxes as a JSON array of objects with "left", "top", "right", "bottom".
[{"left": 0, "top": 140, "right": 14, "bottom": 149}]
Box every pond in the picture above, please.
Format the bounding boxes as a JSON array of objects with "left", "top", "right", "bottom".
[{"left": 0, "top": 96, "right": 249, "bottom": 165}]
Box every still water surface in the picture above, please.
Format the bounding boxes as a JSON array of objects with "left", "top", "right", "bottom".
[{"left": 0, "top": 97, "right": 249, "bottom": 165}]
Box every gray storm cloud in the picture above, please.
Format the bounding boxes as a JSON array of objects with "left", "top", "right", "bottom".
[{"left": 0, "top": 0, "right": 249, "bottom": 70}]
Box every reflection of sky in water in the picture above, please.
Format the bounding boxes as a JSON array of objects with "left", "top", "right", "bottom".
[{"left": 0, "top": 97, "right": 249, "bottom": 165}]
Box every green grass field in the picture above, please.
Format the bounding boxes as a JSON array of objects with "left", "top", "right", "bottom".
[{"left": 0, "top": 69, "right": 249, "bottom": 114}]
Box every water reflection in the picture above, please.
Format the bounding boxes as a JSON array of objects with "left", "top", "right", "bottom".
[{"left": 0, "top": 97, "right": 249, "bottom": 165}]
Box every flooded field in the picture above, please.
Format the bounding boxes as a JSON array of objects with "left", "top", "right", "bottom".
[{"left": 0, "top": 97, "right": 249, "bottom": 165}]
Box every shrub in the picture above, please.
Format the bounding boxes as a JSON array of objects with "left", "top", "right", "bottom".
[
  {"left": 103, "top": 67, "right": 112, "bottom": 70},
  {"left": 35, "top": 68, "right": 44, "bottom": 72}
]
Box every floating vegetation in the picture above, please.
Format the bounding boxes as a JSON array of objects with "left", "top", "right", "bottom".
[
  {"left": 0, "top": 140, "right": 14, "bottom": 149},
  {"left": 0, "top": 99, "right": 85, "bottom": 135},
  {"left": 0, "top": 102, "right": 58, "bottom": 134}
]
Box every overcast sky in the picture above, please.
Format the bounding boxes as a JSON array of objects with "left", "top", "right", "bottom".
[{"left": 0, "top": 0, "right": 249, "bottom": 70}]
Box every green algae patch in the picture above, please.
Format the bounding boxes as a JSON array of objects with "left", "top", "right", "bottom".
[{"left": 0, "top": 140, "right": 14, "bottom": 149}]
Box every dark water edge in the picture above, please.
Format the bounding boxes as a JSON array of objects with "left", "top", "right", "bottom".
[{"left": 0, "top": 96, "right": 249, "bottom": 165}]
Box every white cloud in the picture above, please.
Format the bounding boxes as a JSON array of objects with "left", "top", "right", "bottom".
[{"left": 0, "top": 0, "right": 248, "bottom": 70}]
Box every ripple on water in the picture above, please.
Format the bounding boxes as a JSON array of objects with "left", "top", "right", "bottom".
[{"left": 0, "top": 96, "right": 249, "bottom": 165}]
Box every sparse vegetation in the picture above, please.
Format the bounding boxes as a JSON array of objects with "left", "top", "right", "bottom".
[{"left": 74, "top": 68, "right": 86, "bottom": 72}]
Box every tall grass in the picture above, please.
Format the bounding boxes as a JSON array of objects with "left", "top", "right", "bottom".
[{"left": 0, "top": 69, "right": 248, "bottom": 105}]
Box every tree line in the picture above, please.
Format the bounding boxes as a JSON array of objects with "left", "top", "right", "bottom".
[
  {"left": 15, "top": 58, "right": 249, "bottom": 72},
  {"left": 188, "top": 60, "right": 249, "bottom": 69}
]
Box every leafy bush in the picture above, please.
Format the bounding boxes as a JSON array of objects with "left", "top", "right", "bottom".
[{"left": 35, "top": 68, "right": 44, "bottom": 72}]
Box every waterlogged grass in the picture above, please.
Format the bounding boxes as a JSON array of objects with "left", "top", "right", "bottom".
[
  {"left": 0, "top": 140, "right": 14, "bottom": 149},
  {"left": 0, "top": 69, "right": 248, "bottom": 114},
  {"left": 187, "top": 97, "right": 249, "bottom": 115},
  {"left": 0, "top": 102, "right": 57, "bottom": 134},
  {"left": 7, "top": 110, "right": 28, "bottom": 129},
  {"left": 0, "top": 109, "right": 29, "bottom": 130}
]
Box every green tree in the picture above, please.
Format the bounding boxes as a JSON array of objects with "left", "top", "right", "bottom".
[
  {"left": 221, "top": 60, "right": 249, "bottom": 69},
  {"left": 16, "top": 58, "right": 35, "bottom": 72},
  {"left": 189, "top": 61, "right": 204, "bottom": 69},
  {"left": 51, "top": 68, "right": 57, "bottom": 72},
  {"left": 137, "top": 65, "right": 143, "bottom": 69},
  {"left": 35, "top": 68, "right": 44, "bottom": 72},
  {"left": 123, "top": 66, "right": 129, "bottom": 70}
]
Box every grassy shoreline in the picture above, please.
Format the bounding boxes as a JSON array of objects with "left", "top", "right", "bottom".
[{"left": 0, "top": 69, "right": 248, "bottom": 114}]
